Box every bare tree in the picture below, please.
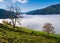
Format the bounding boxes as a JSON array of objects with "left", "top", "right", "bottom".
[
  {"left": 6, "top": 5, "right": 22, "bottom": 28},
  {"left": 43, "top": 23, "right": 55, "bottom": 35}
]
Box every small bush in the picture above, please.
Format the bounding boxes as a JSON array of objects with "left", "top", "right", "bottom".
[{"left": 2, "top": 20, "right": 11, "bottom": 25}]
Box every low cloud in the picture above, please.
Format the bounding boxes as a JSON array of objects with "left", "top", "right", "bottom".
[
  {"left": 0, "top": 0, "right": 28, "bottom": 4},
  {"left": 0, "top": 0, "right": 4, "bottom": 2},
  {"left": 13, "top": 0, "right": 28, "bottom": 4}
]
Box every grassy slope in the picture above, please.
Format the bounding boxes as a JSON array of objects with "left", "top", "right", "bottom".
[{"left": 0, "top": 23, "right": 60, "bottom": 43}]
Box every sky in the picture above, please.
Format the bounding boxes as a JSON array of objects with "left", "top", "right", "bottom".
[{"left": 0, "top": 0, "right": 60, "bottom": 12}]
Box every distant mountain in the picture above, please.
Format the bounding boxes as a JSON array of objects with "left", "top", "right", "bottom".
[
  {"left": 26, "top": 4, "right": 60, "bottom": 15},
  {"left": 0, "top": 9, "right": 17, "bottom": 19}
]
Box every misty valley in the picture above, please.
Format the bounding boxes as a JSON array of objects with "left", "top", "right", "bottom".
[{"left": 0, "top": 14, "right": 60, "bottom": 34}]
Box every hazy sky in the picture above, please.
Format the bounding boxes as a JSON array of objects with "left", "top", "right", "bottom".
[{"left": 0, "top": 0, "right": 60, "bottom": 12}]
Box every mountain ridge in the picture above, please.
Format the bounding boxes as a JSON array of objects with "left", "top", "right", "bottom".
[
  {"left": 0, "top": 4, "right": 60, "bottom": 17},
  {"left": 0, "top": 9, "right": 18, "bottom": 19},
  {"left": 26, "top": 4, "right": 60, "bottom": 15}
]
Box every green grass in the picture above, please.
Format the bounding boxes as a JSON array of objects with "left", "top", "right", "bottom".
[{"left": 0, "top": 23, "right": 60, "bottom": 43}]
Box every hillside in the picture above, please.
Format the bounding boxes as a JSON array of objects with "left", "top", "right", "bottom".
[
  {"left": 0, "top": 22, "right": 60, "bottom": 43},
  {"left": 0, "top": 9, "right": 17, "bottom": 19},
  {"left": 26, "top": 4, "right": 60, "bottom": 15}
]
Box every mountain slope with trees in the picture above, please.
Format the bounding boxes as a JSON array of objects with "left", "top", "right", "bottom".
[
  {"left": 0, "top": 9, "right": 17, "bottom": 19},
  {"left": 26, "top": 4, "right": 60, "bottom": 15}
]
